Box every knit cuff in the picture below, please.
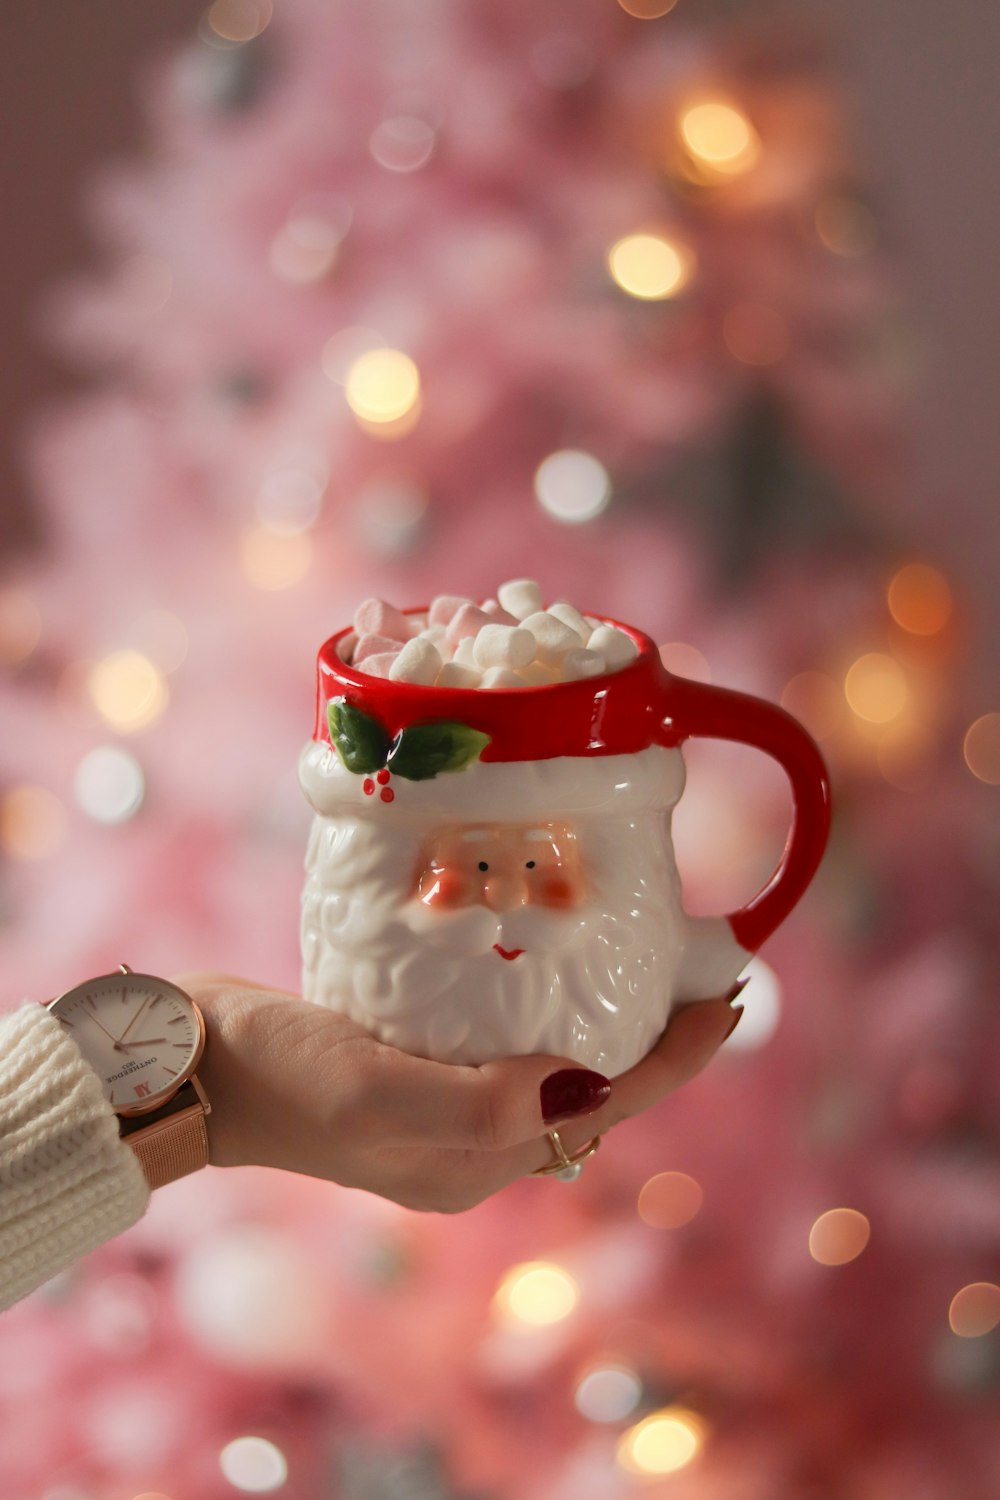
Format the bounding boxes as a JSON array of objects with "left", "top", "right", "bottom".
[{"left": 0, "top": 1002, "right": 150, "bottom": 1312}]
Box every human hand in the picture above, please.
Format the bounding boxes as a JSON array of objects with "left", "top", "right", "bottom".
[{"left": 176, "top": 973, "right": 743, "bottom": 1213}]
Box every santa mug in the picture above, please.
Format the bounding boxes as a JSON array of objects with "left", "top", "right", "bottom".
[{"left": 298, "top": 613, "right": 831, "bottom": 1076}]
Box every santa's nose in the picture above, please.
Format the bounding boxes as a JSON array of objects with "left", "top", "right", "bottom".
[{"left": 481, "top": 871, "right": 530, "bottom": 913}]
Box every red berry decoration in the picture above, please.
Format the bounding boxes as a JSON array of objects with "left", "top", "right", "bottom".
[
  {"left": 362, "top": 778, "right": 375, "bottom": 796},
  {"left": 376, "top": 768, "right": 391, "bottom": 785},
  {"left": 380, "top": 786, "right": 395, "bottom": 803}
]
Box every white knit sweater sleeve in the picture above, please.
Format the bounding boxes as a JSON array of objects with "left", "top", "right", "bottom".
[{"left": 0, "top": 1002, "right": 151, "bottom": 1313}]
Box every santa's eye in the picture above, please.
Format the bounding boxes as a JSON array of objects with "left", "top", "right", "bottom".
[
  {"left": 525, "top": 860, "right": 536, "bottom": 869},
  {"left": 478, "top": 861, "right": 489, "bottom": 872}
]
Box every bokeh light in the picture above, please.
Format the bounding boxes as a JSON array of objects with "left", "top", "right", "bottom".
[
  {"left": 205, "top": 0, "right": 272, "bottom": 43},
  {"left": 574, "top": 1364, "right": 643, "bottom": 1422},
  {"left": 0, "top": 587, "right": 42, "bottom": 666},
  {"left": 370, "top": 115, "right": 436, "bottom": 173},
  {"left": 724, "top": 303, "right": 789, "bottom": 366},
  {"left": 344, "top": 347, "right": 421, "bottom": 425},
  {"left": 887, "top": 562, "right": 952, "bottom": 635},
  {"left": 535, "top": 449, "right": 611, "bottom": 523},
  {"left": 948, "top": 1282, "right": 1000, "bottom": 1338},
  {"left": 607, "top": 233, "right": 692, "bottom": 300},
  {"left": 617, "top": 0, "right": 678, "bottom": 18},
  {"left": 219, "top": 1436, "right": 288, "bottom": 1492},
  {"left": 781, "top": 670, "right": 845, "bottom": 741},
  {"left": 844, "top": 652, "right": 908, "bottom": 724},
  {"left": 88, "top": 651, "right": 169, "bottom": 733},
  {"left": 0, "top": 785, "right": 68, "bottom": 861},
  {"left": 492, "top": 1261, "right": 579, "bottom": 1326},
  {"left": 617, "top": 1407, "right": 707, "bottom": 1476},
  {"left": 808, "top": 1208, "right": 871, "bottom": 1266},
  {"left": 815, "top": 194, "right": 877, "bottom": 258},
  {"left": 725, "top": 956, "right": 782, "bottom": 1051},
  {"left": 679, "top": 100, "right": 760, "bottom": 176},
  {"left": 660, "top": 641, "right": 712, "bottom": 683},
  {"left": 638, "top": 1171, "right": 704, "bottom": 1228},
  {"left": 74, "top": 746, "right": 146, "bottom": 825},
  {"left": 239, "top": 526, "right": 313, "bottom": 590},
  {"left": 962, "top": 713, "right": 1000, "bottom": 785}
]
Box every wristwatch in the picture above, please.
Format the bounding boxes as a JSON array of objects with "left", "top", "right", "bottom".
[{"left": 47, "top": 964, "right": 212, "bottom": 1190}]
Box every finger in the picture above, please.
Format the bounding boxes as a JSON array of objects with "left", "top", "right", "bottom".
[
  {"left": 579, "top": 994, "right": 742, "bottom": 1135},
  {"left": 360, "top": 1045, "right": 612, "bottom": 1152}
]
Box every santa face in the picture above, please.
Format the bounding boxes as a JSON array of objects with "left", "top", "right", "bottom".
[{"left": 301, "top": 806, "right": 685, "bottom": 1076}]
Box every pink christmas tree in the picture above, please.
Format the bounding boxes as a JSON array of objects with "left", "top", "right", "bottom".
[{"left": 2, "top": 2, "right": 998, "bottom": 1497}]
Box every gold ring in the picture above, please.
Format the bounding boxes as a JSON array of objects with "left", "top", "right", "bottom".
[{"left": 531, "top": 1129, "right": 602, "bottom": 1179}]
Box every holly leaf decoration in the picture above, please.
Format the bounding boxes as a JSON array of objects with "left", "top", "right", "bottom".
[
  {"left": 388, "top": 721, "right": 491, "bottom": 781},
  {"left": 328, "top": 699, "right": 391, "bottom": 774}
]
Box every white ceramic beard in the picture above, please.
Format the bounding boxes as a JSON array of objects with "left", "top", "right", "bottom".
[{"left": 299, "top": 743, "right": 748, "bottom": 1076}]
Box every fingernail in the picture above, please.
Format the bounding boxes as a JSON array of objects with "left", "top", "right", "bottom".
[
  {"left": 541, "top": 1068, "right": 611, "bottom": 1124},
  {"left": 724, "top": 1005, "right": 744, "bottom": 1041}
]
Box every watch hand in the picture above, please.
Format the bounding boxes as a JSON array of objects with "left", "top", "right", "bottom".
[
  {"left": 84, "top": 1004, "right": 125, "bottom": 1051},
  {"left": 118, "top": 1039, "right": 167, "bottom": 1047},
  {"left": 117, "top": 994, "right": 154, "bottom": 1045}
]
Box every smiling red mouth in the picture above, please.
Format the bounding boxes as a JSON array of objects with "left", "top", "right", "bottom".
[{"left": 493, "top": 944, "right": 524, "bottom": 961}]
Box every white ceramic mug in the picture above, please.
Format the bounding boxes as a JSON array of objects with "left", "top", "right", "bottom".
[{"left": 299, "top": 612, "right": 831, "bottom": 1076}]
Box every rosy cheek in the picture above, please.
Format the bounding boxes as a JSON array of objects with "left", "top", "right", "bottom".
[
  {"left": 419, "top": 868, "right": 469, "bottom": 908},
  {"left": 538, "top": 876, "right": 580, "bottom": 908}
]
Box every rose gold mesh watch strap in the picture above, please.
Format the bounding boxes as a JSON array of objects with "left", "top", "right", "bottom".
[{"left": 125, "top": 1100, "right": 210, "bottom": 1190}]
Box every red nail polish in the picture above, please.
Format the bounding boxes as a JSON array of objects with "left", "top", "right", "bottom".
[
  {"left": 541, "top": 1068, "right": 611, "bottom": 1124},
  {"left": 724, "top": 1004, "right": 744, "bottom": 1041}
]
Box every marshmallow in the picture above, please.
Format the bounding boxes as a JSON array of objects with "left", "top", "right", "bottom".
[
  {"left": 353, "top": 597, "right": 412, "bottom": 643},
  {"left": 359, "top": 651, "right": 400, "bottom": 679},
  {"left": 497, "top": 578, "right": 543, "bottom": 621},
  {"left": 438, "top": 660, "right": 481, "bottom": 689},
  {"left": 446, "top": 603, "right": 493, "bottom": 648},
  {"left": 563, "top": 647, "right": 606, "bottom": 680},
  {"left": 388, "top": 636, "right": 442, "bottom": 685},
  {"left": 353, "top": 632, "right": 406, "bottom": 665},
  {"left": 546, "top": 601, "right": 591, "bottom": 643},
  {"left": 417, "top": 623, "right": 449, "bottom": 653},
  {"left": 473, "top": 623, "right": 537, "bottom": 671},
  {"left": 452, "top": 635, "right": 478, "bottom": 668},
  {"left": 519, "top": 611, "right": 580, "bottom": 666},
  {"left": 519, "top": 661, "right": 559, "bottom": 686},
  {"left": 481, "top": 599, "right": 520, "bottom": 626},
  {"left": 480, "top": 667, "right": 526, "bottom": 689},
  {"left": 588, "top": 624, "right": 639, "bottom": 672},
  {"left": 428, "top": 595, "right": 470, "bottom": 627}
]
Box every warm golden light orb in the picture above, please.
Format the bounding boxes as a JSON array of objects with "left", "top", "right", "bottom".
[
  {"left": 680, "top": 100, "right": 760, "bottom": 176},
  {"left": 344, "top": 348, "right": 421, "bottom": 425},
  {"left": 948, "top": 1282, "right": 1000, "bottom": 1338},
  {"left": 617, "top": 1407, "right": 707, "bottom": 1476},
  {"left": 88, "top": 651, "right": 169, "bottom": 733},
  {"left": 492, "top": 1261, "right": 580, "bottom": 1327},
  {"left": 844, "top": 653, "right": 908, "bottom": 724},
  {"left": 808, "top": 1208, "right": 871, "bottom": 1266},
  {"left": 608, "top": 233, "right": 692, "bottom": 300},
  {"left": 637, "top": 1171, "right": 704, "bottom": 1228},
  {"left": 887, "top": 563, "right": 952, "bottom": 636}
]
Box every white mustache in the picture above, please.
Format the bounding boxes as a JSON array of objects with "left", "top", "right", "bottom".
[{"left": 402, "top": 900, "right": 591, "bottom": 956}]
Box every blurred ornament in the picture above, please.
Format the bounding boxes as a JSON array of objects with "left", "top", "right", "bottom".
[
  {"left": 73, "top": 745, "right": 145, "bottom": 824},
  {"left": 535, "top": 449, "right": 611, "bottom": 523},
  {"left": 616, "top": 1406, "right": 707, "bottom": 1477},
  {"left": 844, "top": 652, "right": 908, "bottom": 725},
  {"left": 808, "top": 1208, "right": 871, "bottom": 1266},
  {"left": 219, "top": 1435, "right": 288, "bottom": 1493},
  {"left": 676, "top": 99, "right": 760, "bottom": 183}
]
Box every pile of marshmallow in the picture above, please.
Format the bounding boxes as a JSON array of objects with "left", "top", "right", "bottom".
[{"left": 346, "top": 579, "right": 639, "bottom": 689}]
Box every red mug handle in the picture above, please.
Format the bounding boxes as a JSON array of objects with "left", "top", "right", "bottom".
[{"left": 656, "top": 674, "right": 832, "bottom": 956}]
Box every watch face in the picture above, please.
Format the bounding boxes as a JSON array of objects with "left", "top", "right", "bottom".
[{"left": 50, "top": 971, "right": 204, "bottom": 1116}]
